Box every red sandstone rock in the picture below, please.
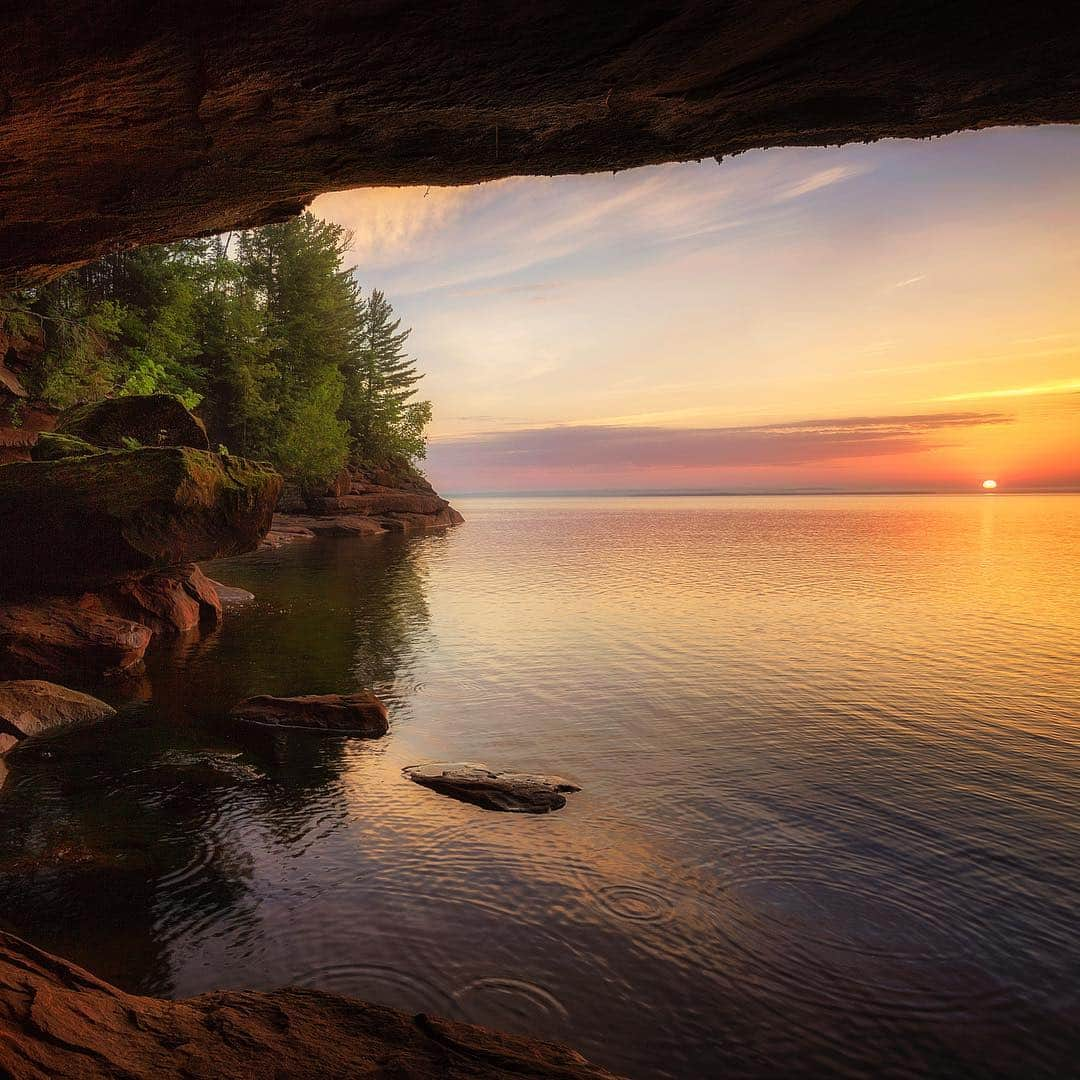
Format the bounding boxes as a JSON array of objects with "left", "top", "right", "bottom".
[
  {"left": 0, "top": 680, "right": 115, "bottom": 740},
  {"left": 0, "top": 930, "right": 622, "bottom": 1079},
  {"left": 109, "top": 565, "right": 222, "bottom": 635},
  {"left": 0, "top": 594, "right": 151, "bottom": 680},
  {"left": 314, "top": 491, "right": 446, "bottom": 516},
  {"left": 325, "top": 465, "right": 353, "bottom": 498},
  {"left": 0, "top": 568, "right": 222, "bottom": 680},
  {"left": 230, "top": 692, "right": 389, "bottom": 737},
  {"left": 261, "top": 520, "right": 319, "bottom": 547},
  {"left": 303, "top": 516, "right": 388, "bottom": 538},
  {"left": 296, "top": 462, "right": 463, "bottom": 532},
  {"left": 2, "top": 4, "right": 1078, "bottom": 285}
]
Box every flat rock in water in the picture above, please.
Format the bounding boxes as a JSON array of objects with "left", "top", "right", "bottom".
[
  {"left": 230, "top": 692, "right": 388, "bottom": 737},
  {"left": 403, "top": 762, "right": 581, "bottom": 813},
  {"left": 0, "top": 680, "right": 115, "bottom": 741},
  {"left": 206, "top": 578, "right": 255, "bottom": 604}
]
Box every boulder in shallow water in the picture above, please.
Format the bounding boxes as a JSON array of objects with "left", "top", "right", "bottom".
[
  {"left": 230, "top": 692, "right": 389, "bottom": 736},
  {"left": 0, "top": 447, "right": 281, "bottom": 596},
  {"left": 0, "top": 595, "right": 151, "bottom": 680},
  {"left": 108, "top": 564, "right": 222, "bottom": 634},
  {"left": 55, "top": 393, "right": 210, "bottom": 450},
  {"left": 403, "top": 762, "right": 582, "bottom": 813},
  {"left": 0, "top": 679, "right": 115, "bottom": 740},
  {"left": 0, "top": 931, "right": 622, "bottom": 1079}
]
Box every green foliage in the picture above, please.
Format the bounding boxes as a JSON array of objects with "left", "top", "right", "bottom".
[
  {"left": 0, "top": 213, "right": 433, "bottom": 485},
  {"left": 346, "top": 287, "right": 430, "bottom": 465},
  {"left": 275, "top": 373, "right": 350, "bottom": 483}
]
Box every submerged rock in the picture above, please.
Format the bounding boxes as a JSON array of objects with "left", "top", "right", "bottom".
[
  {"left": 0, "top": 679, "right": 115, "bottom": 741},
  {"left": 206, "top": 578, "right": 255, "bottom": 605},
  {"left": 0, "top": 447, "right": 281, "bottom": 596},
  {"left": 0, "top": 931, "right": 621, "bottom": 1079},
  {"left": 404, "top": 762, "right": 582, "bottom": 813},
  {"left": 55, "top": 393, "right": 210, "bottom": 450},
  {"left": 230, "top": 692, "right": 389, "bottom": 736},
  {"left": 0, "top": 594, "right": 151, "bottom": 680}
]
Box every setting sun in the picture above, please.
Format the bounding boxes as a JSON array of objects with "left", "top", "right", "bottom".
[{"left": 982, "top": 479, "right": 999, "bottom": 490}]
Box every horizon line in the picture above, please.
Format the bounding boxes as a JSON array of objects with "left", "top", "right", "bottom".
[{"left": 442, "top": 486, "right": 1080, "bottom": 498}]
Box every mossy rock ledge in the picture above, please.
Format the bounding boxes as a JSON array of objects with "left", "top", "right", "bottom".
[
  {"left": 55, "top": 393, "right": 210, "bottom": 450},
  {"left": 0, "top": 448, "right": 282, "bottom": 597}
]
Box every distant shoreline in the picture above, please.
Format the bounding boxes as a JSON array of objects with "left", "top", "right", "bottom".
[{"left": 445, "top": 488, "right": 1080, "bottom": 499}]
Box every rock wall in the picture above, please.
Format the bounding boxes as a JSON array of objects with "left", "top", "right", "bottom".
[{"left": 2, "top": 1, "right": 1078, "bottom": 284}]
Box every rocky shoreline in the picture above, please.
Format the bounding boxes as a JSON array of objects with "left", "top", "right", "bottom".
[
  {"left": 267, "top": 460, "right": 465, "bottom": 545},
  {"left": 0, "top": 930, "right": 620, "bottom": 1079},
  {"left": 0, "top": 395, "right": 612, "bottom": 1079},
  {"left": 0, "top": 396, "right": 464, "bottom": 683}
]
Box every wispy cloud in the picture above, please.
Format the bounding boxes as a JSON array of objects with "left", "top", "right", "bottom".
[
  {"left": 773, "top": 165, "right": 868, "bottom": 202},
  {"left": 312, "top": 152, "right": 880, "bottom": 298},
  {"left": 429, "top": 411, "right": 1012, "bottom": 480},
  {"left": 891, "top": 274, "right": 926, "bottom": 289},
  {"left": 930, "top": 378, "right": 1080, "bottom": 402},
  {"left": 310, "top": 184, "right": 479, "bottom": 262}
]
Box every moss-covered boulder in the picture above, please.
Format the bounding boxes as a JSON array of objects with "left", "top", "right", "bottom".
[
  {"left": 55, "top": 394, "right": 210, "bottom": 450},
  {"left": 0, "top": 448, "right": 281, "bottom": 597},
  {"left": 29, "top": 431, "right": 98, "bottom": 461}
]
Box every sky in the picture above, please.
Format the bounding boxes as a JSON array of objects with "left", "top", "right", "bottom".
[{"left": 312, "top": 126, "right": 1080, "bottom": 494}]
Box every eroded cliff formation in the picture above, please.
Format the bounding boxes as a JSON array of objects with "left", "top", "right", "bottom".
[
  {"left": 0, "top": 396, "right": 280, "bottom": 681},
  {"left": 2, "top": 1, "right": 1079, "bottom": 284}
]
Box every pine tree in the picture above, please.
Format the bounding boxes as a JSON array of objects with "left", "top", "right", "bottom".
[
  {"left": 347, "top": 288, "right": 431, "bottom": 464},
  {"left": 233, "top": 213, "right": 357, "bottom": 480}
]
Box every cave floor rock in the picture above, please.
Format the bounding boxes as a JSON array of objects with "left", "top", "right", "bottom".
[{"left": 0, "top": 931, "right": 623, "bottom": 1079}]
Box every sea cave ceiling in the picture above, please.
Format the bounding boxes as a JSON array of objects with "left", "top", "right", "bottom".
[{"left": 1, "top": 0, "right": 1078, "bottom": 286}]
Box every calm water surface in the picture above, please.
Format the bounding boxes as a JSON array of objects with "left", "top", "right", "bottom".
[{"left": 2, "top": 495, "right": 1078, "bottom": 1078}]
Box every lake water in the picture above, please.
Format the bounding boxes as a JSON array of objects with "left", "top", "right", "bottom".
[{"left": 1, "top": 494, "right": 1078, "bottom": 1079}]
